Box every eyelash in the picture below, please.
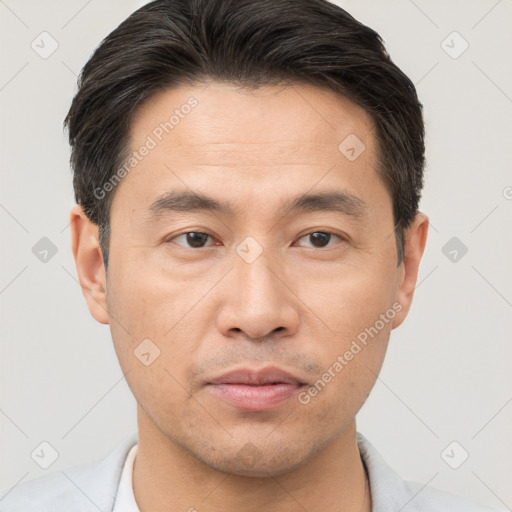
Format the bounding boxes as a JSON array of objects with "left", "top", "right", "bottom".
[{"left": 165, "top": 230, "right": 346, "bottom": 250}]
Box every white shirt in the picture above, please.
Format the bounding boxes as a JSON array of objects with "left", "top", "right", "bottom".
[{"left": 112, "top": 443, "right": 139, "bottom": 512}]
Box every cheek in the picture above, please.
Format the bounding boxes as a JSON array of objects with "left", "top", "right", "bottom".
[
  {"left": 107, "top": 248, "right": 200, "bottom": 340},
  {"left": 107, "top": 272, "right": 197, "bottom": 426},
  {"left": 106, "top": 252, "right": 218, "bottom": 409},
  {"left": 293, "top": 259, "right": 397, "bottom": 406},
  {"left": 297, "top": 322, "right": 390, "bottom": 424},
  {"left": 298, "top": 256, "right": 399, "bottom": 339}
]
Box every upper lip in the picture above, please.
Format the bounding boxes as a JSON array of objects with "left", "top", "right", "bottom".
[{"left": 208, "top": 366, "right": 306, "bottom": 386}]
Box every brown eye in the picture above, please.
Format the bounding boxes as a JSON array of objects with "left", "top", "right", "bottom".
[
  {"left": 169, "top": 232, "right": 212, "bottom": 248},
  {"left": 296, "top": 231, "right": 343, "bottom": 249}
]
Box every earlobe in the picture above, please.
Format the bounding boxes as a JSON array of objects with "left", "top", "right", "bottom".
[
  {"left": 70, "top": 205, "right": 109, "bottom": 324},
  {"left": 391, "top": 213, "right": 429, "bottom": 329}
]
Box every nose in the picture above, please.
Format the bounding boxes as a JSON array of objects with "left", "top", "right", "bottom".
[{"left": 216, "top": 250, "right": 300, "bottom": 342}]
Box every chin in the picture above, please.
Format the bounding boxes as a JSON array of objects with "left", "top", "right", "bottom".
[
  {"left": 184, "top": 435, "right": 324, "bottom": 479},
  {"left": 203, "top": 452, "right": 307, "bottom": 479}
]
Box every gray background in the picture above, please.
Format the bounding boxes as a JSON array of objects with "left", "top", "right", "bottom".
[{"left": 1, "top": 0, "right": 511, "bottom": 509}]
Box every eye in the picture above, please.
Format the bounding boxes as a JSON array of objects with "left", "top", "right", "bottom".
[
  {"left": 295, "top": 231, "right": 344, "bottom": 249},
  {"left": 167, "top": 231, "right": 216, "bottom": 249},
  {"left": 166, "top": 230, "right": 345, "bottom": 250}
]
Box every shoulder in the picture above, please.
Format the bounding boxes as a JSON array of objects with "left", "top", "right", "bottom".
[
  {"left": 400, "top": 478, "right": 501, "bottom": 511},
  {"left": 356, "top": 432, "right": 504, "bottom": 512},
  {"left": 0, "top": 433, "right": 137, "bottom": 512}
]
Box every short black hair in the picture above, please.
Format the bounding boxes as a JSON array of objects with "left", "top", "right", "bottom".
[{"left": 64, "top": 0, "right": 425, "bottom": 268}]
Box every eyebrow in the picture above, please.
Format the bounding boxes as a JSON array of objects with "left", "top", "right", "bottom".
[{"left": 147, "top": 190, "right": 367, "bottom": 219}]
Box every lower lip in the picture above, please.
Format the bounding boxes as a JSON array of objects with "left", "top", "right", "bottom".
[{"left": 208, "top": 383, "right": 303, "bottom": 411}]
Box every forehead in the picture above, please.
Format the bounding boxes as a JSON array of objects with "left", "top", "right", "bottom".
[
  {"left": 128, "top": 81, "right": 377, "bottom": 164},
  {"left": 111, "top": 81, "right": 386, "bottom": 221}
]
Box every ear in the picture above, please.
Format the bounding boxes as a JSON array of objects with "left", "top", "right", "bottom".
[
  {"left": 70, "top": 205, "right": 109, "bottom": 324},
  {"left": 391, "top": 213, "right": 429, "bottom": 329}
]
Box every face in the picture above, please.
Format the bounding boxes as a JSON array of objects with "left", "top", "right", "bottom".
[{"left": 72, "top": 81, "right": 427, "bottom": 477}]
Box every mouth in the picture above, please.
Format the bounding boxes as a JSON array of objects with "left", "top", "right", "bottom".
[{"left": 206, "top": 366, "right": 307, "bottom": 411}]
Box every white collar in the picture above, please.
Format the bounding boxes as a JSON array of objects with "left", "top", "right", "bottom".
[{"left": 112, "top": 443, "right": 139, "bottom": 511}]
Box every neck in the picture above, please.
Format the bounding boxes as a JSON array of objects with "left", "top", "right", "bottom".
[{"left": 132, "top": 407, "right": 371, "bottom": 512}]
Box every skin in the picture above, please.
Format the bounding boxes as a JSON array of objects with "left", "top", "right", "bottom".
[{"left": 70, "top": 81, "right": 428, "bottom": 512}]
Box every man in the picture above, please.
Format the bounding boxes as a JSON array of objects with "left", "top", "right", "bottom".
[{"left": 0, "top": 0, "right": 502, "bottom": 510}]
